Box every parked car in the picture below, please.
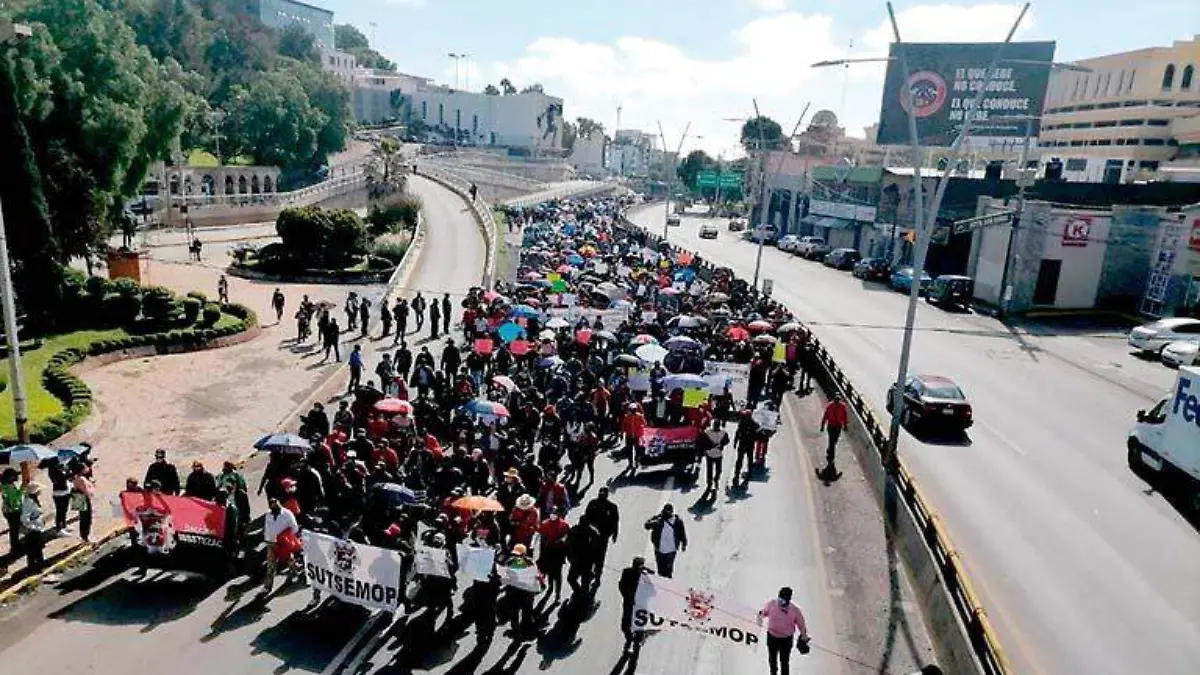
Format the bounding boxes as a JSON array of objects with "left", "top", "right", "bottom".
[
  {"left": 742, "top": 224, "right": 779, "bottom": 244},
  {"left": 890, "top": 267, "right": 934, "bottom": 294},
  {"left": 824, "top": 248, "right": 861, "bottom": 270},
  {"left": 887, "top": 374, "right": 974, "bottom": 434},
  {"left": 728, "top": 218, "right": 747, "bottom": 232},
  {"left": 776, "top": 235, "right": 802, "bottom": 252},
  {"left": 1128, "top": 317, "right": 1200, "bottom": 355},
  {"left": 795, "top": 236, "right": 829, "bottom": 259},
  {"left": 853, "top": 257, "right": 892, "bottom": 282},
  {"left": 928, "top": 275, "right": 975, "bottom": 310},
  {"left": 699, "top": 223, "right": 719, "bottom": 239},
  {"left": 666, "top": 215, "right": 681, "bottom": 227},
  {"left": 1161, "top": 340, "right": 1200, "bottom": 367}
]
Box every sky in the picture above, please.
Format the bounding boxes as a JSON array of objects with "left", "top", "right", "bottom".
[{"left": 319, "top": 0, "right": 1199, "bottom": 157}]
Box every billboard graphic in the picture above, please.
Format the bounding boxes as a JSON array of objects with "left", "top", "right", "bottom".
[
  {"left": 1061, "top": 215, "right": 1092, "bottom": 247},
  {"left": 876, "top": 41, "right": 1056, "bottom": 146}
]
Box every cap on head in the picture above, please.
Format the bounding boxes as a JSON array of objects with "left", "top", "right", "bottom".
[{"left": 512, "top": 544, "right": 527, "bottom": 556}]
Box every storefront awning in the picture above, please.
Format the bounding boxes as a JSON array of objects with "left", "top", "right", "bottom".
[{"left": 803, "top": 215, "right": 857, "bottom": 230}]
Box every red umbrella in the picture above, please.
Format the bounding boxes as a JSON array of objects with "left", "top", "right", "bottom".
[
  {"left": 374, "top": 398, "right": 413, "bottom": 415},
  {"left": 727, "top": 326, "right": 750, "bottom": 341},
  {"left": 747, "top": 320, "right": 774, "bottom": 333},
  {"left": 556, "top": 264, "right": 573, "bottom": 273},
  {"left": 483, "top": 290, "right": 502, "bottom": 302},
  {"left": 523, "top": 297, "right": 542, "bottom": 307},
  {"left": 575, "top": 328, "right": 594, "bottom": 345},
  {"left": 509, "top": 339, "right": 532, "bottom": 356},
  {"left": 523, "top": 271, "right": 543, "bottom": 281},
  {"left": 474, "top": 338, "right": 495, "bottom": 355}
]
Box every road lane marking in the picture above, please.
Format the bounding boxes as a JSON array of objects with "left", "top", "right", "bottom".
[{"left": 321, "top": 610, "right": 388, "bottom": 675}]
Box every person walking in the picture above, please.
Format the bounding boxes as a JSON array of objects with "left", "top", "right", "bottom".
[
  {"left": 47, "top": 459, "right": 72, "bottom": 533},
  {"left": 757, "top": 587, "right": 810, "bottom": 675},
  {"left": 621, "top": 403, "right": 646, "bottom": 473},
  {"left": 566, "top": 514, "right": 602, "bottom": 595},
  {"left": 393, "top": 298, "right": 409, "bottom": 341},
  {"left": 584, "top": 487, "right": 619, "bottom": 587},
  {"left": 262, "top": 497, "right": 300, "bottom": 596},
  {"left": 441, "top": 293, "right": 452, "bottom": 336},
  {"left": 429, "top": 298, "right": 441, "bottom": 340},
  {"left": 20, "top": 483, "right": 47, "bottom": 571},
  {"left": 71, "top": 462, "right": 96, "bottom": 542},
  {"left": 359, "top": 299, "right": 371, "bottom": 338},
  {"left": 323, "top": 317, "right": 342, "bottom": 362},
  {"left": 731, "top": 410, "right": 757, "bottom": 488},
  {"left": 217, "top": 275, "right": 229, "bottom": 304},
  {"left": 184, "top": 461, "right": 218, "bottom": 501},
  {"left": 375, "top": 354, "right": 395, "bottom": 397},
  {"left": 412, "top": 293, "right": 427, "bottom": 332},
  {"left": 345, "top": 292, "right": 359, "bottom": 331},
  {"left": 699, "top": 419, "right": 729, "bottom": 495},
  {"left": 820, "top": 394, "right": 848, "bottom": 479},
  {"left": 618, "top": 556, "right": 650, "bottom": 655},
  {"left": 380, "top": 297, "right": 393, "bottom": 337},
  {"left": 348, "top": 344, "right": 364, "bottom": 392},
  {"left": 272, "top": 288, "right": 286, "bottom": 323},
  {"left": 643, "top": 504, "right": 686, "bottom": 578},
  {"left": 2, "top": 468, "right": 24, "bottom": 554},
  {"left": 535, "top": 507, "right": 570, "bottom": 602},
  {"left": 144, "top": 449, "right": 181, "bottom": 495}
]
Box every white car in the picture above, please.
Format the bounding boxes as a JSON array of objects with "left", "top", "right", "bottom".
[
  {"left": 776, "top": 235, "right": 801, "bottom": 252},
  {"left": 1127, "top": 317, "right": 1200, "bottom": 355},
  {"left": 699, "top": 223, "right": 719, "bottom": 239},
  {"left": 1161, "top": 340, "right": 1200, "bottom": 367},
  {"left": 794, "top": 236, "right": 827, "bottom": 258}
]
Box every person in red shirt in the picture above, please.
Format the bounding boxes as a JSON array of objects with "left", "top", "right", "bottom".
[
  {"left": 820, "top": 393, "right": 849, "bottom": 477},
  {"left": 621, "top": 404, "right": 647, "bottom": 473},
  {"left": 508, "top": 494, "right": 540, "bottom": 548},
  {"left": 538, "top": 469, "right": 571, "bottom": 518},
  {"left": 535, "top": 507, "right": 570, "bottom": 601},
  {"left": 591, "top": 383, "right": 611, "bottom": 437}
]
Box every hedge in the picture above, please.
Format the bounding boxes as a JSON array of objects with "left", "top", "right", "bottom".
[{"left": 28, "top": 303, "right": 257, "bottom": 444}]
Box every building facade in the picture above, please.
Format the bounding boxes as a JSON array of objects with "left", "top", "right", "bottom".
[
  {"left": 607, "top": 130, "right": 656, "bottom": 177},
  {"left": 569, "top": 132, "right": 607, "bottom": 177},
  {"left": 258, "top": 0, "right": 335, "bottom": 51},
  {"left": 1038, "top": 35, "right": 1200, "bottom": 183},
  {"left": 406, "top": 89, "right": 564, "bottom": 151}
]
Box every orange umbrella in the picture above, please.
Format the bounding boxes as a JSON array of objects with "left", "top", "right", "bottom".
[{"left": 452, "top": 495, "right": 505, "bottom": 512}]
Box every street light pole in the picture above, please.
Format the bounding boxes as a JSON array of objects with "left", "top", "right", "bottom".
[
  {"left": 750, "top": 101, "right": 810, "bottom": 291},
  {"left": 657, "top": 121, "right": 691, "bottom": 241}
]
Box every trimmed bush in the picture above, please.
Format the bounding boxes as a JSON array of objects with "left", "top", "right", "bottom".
[
  {"left": 85, "top": 275, "right": 115, "bottom": 299},
  {"left": 186, "top": 291, "right": 209, "bottom": 304},
  {"left": 182, "top": 297, "right": 202, "bottom": 323},
  {"left": 141, "top": 286, "right": 180, "bottom": 324},
  {"left": 112, "top": 277, "right": 141, "bottom": 299},
  {"left": 367, "top": 196, "right": 421, "bottom": 235},
  {"left": 201, "top": 302, "right": 222, "bottom": 327}
]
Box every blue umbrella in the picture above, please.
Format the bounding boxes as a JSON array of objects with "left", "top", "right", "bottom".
[
  {"left": 566, "top": 254, "right": 585, "bottom": 266},
  {"left": 509, "top": 305, "right": 540, "bottom": 319},
  {"left": 664, "top": 335, "right": 702, "bottom": 352},
  {"left": 372, "top": 482, "right": 419, "bottom": 506},
  {"left": 497, "top": 322, "right": 525, "bottom": 344},
  {"left": 673, "top": 268, "right": 696, "bottom": 283},
  {"left": 0, "top": 444, "right": 55, "bottom": 466},
  {"left": 537, "top": 355, "right": 564, "bottom": 369},
  {"left": 56, "top": 443, "right": 94, "bottom": 464},
  {"left": 254, "top": 433, "right": 311, "bottom": 455}
]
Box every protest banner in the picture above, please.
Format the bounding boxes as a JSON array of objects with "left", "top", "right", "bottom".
[
  {"left": 702, "top": 361, "right": 750, "bottom": 400},
  {"left": 120, "top": 491, "right": 225, "bottom": 554},
  {"left": 457, "top": 544, "right": 497, "bottom": 582},
  {"left": 498, "top": 563, "right": 542, "bottom": 592},
  {"left": 682, "top": 388, "right": 710, "bottom": 409},
  {"left": 631, "top": 573, "right": 762, "bottom": 649},
  {"left": 415, "top": 544, "right": 452, "bottom": 578},
  {"left": 303, "top": 531, "right": 405, "bottom": 612},
  {"left": 639, "top": 426, "right": 699, "bottom": 463}
]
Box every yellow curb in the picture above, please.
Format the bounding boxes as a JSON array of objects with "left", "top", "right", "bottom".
[{"left": 0, "top": 524, "right": 130, "bottom": 604}]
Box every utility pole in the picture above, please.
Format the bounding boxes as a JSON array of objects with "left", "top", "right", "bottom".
[
  {"left": 750, "top": 101, "right": 810, "bottom": 290},
  {"left": 657, "top": 121, "right": 692, "bottom": 240}
]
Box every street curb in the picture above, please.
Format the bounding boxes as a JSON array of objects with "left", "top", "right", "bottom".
[{"left": 0, "top": 524, "right": 129, "bottom": 605}]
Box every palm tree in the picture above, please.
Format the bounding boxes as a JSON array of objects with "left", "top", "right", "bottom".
[{"left": 499, "top": 78, "right": 516, "bottom": 95}]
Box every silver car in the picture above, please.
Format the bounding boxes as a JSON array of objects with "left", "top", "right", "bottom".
[{"left": 1127, "top": 317, "right": 1200, "bottom": 355}]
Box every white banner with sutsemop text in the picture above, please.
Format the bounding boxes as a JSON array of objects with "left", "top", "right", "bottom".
[
  {"left": 632, "top": 573, "right": 762, "bottom": 649},
  {"left": 303, "top": 531, "right": 404, "bottom": 612}
]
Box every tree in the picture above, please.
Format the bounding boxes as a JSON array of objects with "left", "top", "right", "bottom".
[
  {"left": 366, "top": 136, "right": 405, "bottom": 188},
  {"left": 576, "top": 117, "right": 604, "bottom": 139},
  {"left": 333, "top": 23, "right": 394, "bottom": 71},
  {"left": 278, "top": 23, "right": 320, "bottom": 64},
  {"left": 740, "top": 115, "right": 786, "bottom": 151},
  {"left": 499, "top": 78, "right": 516, "bottom": 95},
  {"left": 677, "top": 149, "right": 717, "bottom": 189},
  {"left": 225, "top": 67, "right": 326, "bottom": 169},
  {"left": 520, "top": 83, "right": 545, "bottom": 94},
  {"left": 561, "top": 120, "right": 577, "bottom": 152},
  {"left": 483, "top": 84, "right": 500, "bottom": 95}
]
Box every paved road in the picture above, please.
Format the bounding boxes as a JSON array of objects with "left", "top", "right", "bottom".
[
  {"left": 631, "top": 208, "right": 1200, "bottom": 675},
  {"left": 0, "top": 175, "right": 485, "bottom": 675}
]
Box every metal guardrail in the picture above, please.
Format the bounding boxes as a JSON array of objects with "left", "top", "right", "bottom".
[
  {"left": 418, "top": 165, "right": 498, "bottom": 288},
  {"left": 502, "top": 181, "right": 616, "bottom": 208},
  {"left": 422, "top": 159, "right": 549, "bottom": 191},
  {"left": 617, "top": 211, "right": 1010, "bottom": 675}
]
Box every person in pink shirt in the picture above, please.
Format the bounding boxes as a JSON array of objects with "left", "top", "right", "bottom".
[{"left": 757, "top": 586, "right": 810, "bottom": 675}]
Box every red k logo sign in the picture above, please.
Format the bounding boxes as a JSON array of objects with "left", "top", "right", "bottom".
[{"left": 1062, "top": 217, "right": 1092, "bottom": 247}]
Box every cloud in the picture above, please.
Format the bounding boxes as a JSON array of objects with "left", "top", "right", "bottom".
[
  {"left": 483, "top": 4, "right": 1036, "bottom": 157},
  {"left": 744, "top": 0, "right": 789, "bottom": 11}
]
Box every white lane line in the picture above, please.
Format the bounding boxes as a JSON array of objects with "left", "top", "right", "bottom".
[{"left": 321, "top": 610, "right": 388, "bottom": 675}]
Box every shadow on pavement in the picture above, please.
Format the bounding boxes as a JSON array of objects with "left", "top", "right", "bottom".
[
  {"left": 250, "top": 600, "right": 371, "bottom": 672},
  {"left": 47, "top": 571, "right": 222, "bottom": 632}
]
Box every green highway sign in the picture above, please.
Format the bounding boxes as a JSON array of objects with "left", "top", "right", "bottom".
[{"left": 697, "top": 170, "right": 743, "bottom": 189}]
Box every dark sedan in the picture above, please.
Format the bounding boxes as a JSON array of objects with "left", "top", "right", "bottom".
[
  {"left": 886, "top": 374, "right": 973, "bottom": 434},
  {"left": 853, "top": 257, "right": 891, "bottom": 282},
  {"left": 823, "top": 248, "right": 861, "bottom": 270}
]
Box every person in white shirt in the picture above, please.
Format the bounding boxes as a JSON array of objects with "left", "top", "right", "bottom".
[
  {"left": 262, "top": 497, "right": 299, "bottom": 595},
  {"left": 643, "top": 504, "right": 687, "bottom": 578},
  {"left": 700, "top": 420, "right": 729, "bottom": 494}
]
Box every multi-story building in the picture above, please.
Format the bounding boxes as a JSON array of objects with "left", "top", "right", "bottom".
[
  {"left": 1038, "top": 35, "right": 1200, "bottom": 183},
  {"left": 607, "top": 130, "right": 656, "bottom": 177},
  {"left": 569, "top": 132, "right": 607, "bottom": 177},
  {"left": 405, "top": 88, "right": 564, "bottom": 151},
  {"left": 258, "top": 0, "right": 335, "bottom": 51}
]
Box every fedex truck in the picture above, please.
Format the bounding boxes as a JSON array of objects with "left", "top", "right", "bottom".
[{"left": 1128, "top": 365, "right": 1200, "bottom": 513}]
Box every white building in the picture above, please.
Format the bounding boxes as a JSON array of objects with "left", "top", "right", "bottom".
[
  {"left": 406, "top": 88, "right": 564, "bottom": 151},
  {"left": 320, "top": 50, "right": 431, "bottom": 125},
  {"left": 607, "top": 130, "right": 656, "bottom": 177},
  {"left": 258, "top": 0, "right": 335, "bottom": 51},
  {"left": 569, "top": 132, "right": 607, "bottom": 177}
]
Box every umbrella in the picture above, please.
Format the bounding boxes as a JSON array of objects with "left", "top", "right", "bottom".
[
  {"left": 372, "top": 482, "right": 419, "bottom": 506},
  {"left": 596, "top": 281, "right": 624, "bottom": 299},
  {"left": 662, "top": 373, "right": 709, "bottom": 390},
  {"left": 522, "top": 271, "right": 544, "bottom": 281},
  {"left": 664, "top": 335, "right": 701, "bottom": 351},
  {"left": 451, "top": 495, "right": 505, "bottom": 512},
  {"left": 374, "top": 398, "right": 414, "bottom": 415},
  {"left": 491, "top": 375, "right": 518, "bottom": 392},
  {"left": 482, "top": 290, "right": 503, "bottom": 302},
  {"left": 0, "top": 444, "right": 55, "bottom": 466},
  {"left": 710, "top": 307, "right": 732, "bottom": 318},
  {"left": 556, "top": 264, "right": 574, "bottom": 274},
  {"left": 537, "top": 355, "right": 564, "bottom": 369},
  {"left": 509, "top": 304, "right": 540, "bottom": 319},
  {"left": 474, "top": 338, "right": 495, "bottom": 355},
  {"left": 522, "top": 297, "right": 542, "bottom": 307},
  {"left": 615, "top": 354, "right": 642, "bottom": 367},
  {"left": 566, "top": 254, "right": 585, "bottom": 266},
  {"left": 56, "top": 443, "right": 94, "bottom": 464},
  {"left": 538, "top": 329, "right": 557, "bottom": 341},
  {"left": 575, "top": 328, "right": 594, "bottom": 345},
  {"left": 464, "top": 399, "right": 510, "bottom": 418},
  {"left": 660, "top": 287, "right": 682, "bottom": 296},
  {"left": 254, "top": 433, "right": 311, "bottom": 455},
  {"left": 509, "top": 340, "right": 532, "bottom": 356},
  {"left": 630, "top": 334, "right": 658, "bottom": 346},
  {"left": 747, "top": 320, "right": 774, "bottom": 333},
  {"left": 635, "top": 344, "right": 669, "bottom": 364},
  {"left": 753, "top": 334, "right": 779, "bottom": 345},
  {"left": 498, "top": 322, "right": 525, "bottom": 344},
  {"left": 546, "top": 317, "right": 570, "bottom": 329},
  {"left": 706, "top": 292, "right": 730, "bottom": 304},
  {"left": 778, "top": 322, "right": 804, "bottom": 333},
  {"left": 669, "top": 315, "right": 707, "bottom": 329},
  {"left": 593, "top": 330, "right": 618, "bottom": 342},
  {"left": 727, "top": 326, "right": 750, "bottom": 341}
]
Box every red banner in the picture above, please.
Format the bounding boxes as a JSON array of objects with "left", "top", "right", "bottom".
[
  {"left": 120, "top": 491, "right": 225, "bottom": 554},
  {"left": 638, "top": 426, "right": 699, "bottom": 461}
]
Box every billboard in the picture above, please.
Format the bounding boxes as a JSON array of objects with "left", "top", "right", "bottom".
[{"left": 876, "top": 41, "right": 1056, "bottom": 146}]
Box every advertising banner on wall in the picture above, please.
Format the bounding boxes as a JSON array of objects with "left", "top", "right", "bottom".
[
  {"left": 1188, "top": 210, "right": 1200, "bottom": 277},
  {"left": 1061, "top": 215, "right": 1093, "bottom": 247},
  {"left": 876, "top": 41, "right": 1056, "bottom": 146}
]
